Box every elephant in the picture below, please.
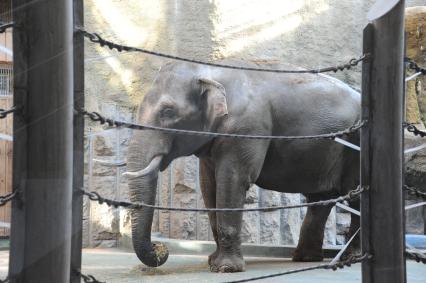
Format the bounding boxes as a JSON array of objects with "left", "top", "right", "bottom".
[{"left": 124, "top": 60, "right": 361, "bottom": 273}]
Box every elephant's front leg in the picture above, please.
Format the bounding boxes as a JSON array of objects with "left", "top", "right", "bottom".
[
  {"left": 199, "top": 159, "right": 220, "bottom": 266},
  {"left": 210, "top": 163, "right": 248, "bottom": 273}
]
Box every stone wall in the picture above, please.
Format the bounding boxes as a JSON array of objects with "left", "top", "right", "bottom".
[{"left": 83, "top": 0, "right": 424, "bottom": 248}]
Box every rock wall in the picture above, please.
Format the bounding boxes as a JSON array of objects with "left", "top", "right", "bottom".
[{"left": 83, "top": 0, "right": 424, "bottom": 248}]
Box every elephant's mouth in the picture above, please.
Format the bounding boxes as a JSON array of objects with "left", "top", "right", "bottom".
[{"left": 159, "top": 153, "right": 174, "bottom": 171}]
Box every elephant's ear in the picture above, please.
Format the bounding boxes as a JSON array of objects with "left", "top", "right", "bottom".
[{"left": 198, "top": 78, "right": 228, "bottom": 130}]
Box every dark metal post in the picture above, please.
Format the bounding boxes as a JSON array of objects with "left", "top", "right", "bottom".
[
  {"left": 360, "top": 22, "right": 373, "bottom": 283},
  {"left": 71, "top": 0, "right": 85, "bottom": 282},
  {"left": 361, "top": 0, "right": 406, "bottom": 282},
  {"left": 9, "top": 0, "right": 74, "bottom": 282}
]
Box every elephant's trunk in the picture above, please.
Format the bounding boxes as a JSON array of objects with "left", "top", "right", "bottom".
[{"left": 127, "top": 151, "right": 169, "bottom": 267}]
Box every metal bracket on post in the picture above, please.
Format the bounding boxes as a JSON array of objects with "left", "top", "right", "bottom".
[{"left": 361, "top": 0, "right": 406, "bottom": 282}]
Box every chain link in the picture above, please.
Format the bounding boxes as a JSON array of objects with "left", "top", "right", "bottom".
[
  {"left": 404, "top": 122, "right": 426, "bottom": 138},
  {"left": 404, "top": 185, "right": 426, "bottom": 198},
  {"left": 0, "top": 191, "right": 17, "bottom": 207},
  {"left": 82, "top": 185, "right": 365, "bottom": 213},
  {"left": 406, "top": 250, "right": 426, "bottom": 264},
  {"left": 76, "top": 28, "right": 368, "bottom": 74},
  {"left": 0, "top": 22, "right": 14, "bottom": 34},
  {"left": 0, "top": 106, "right": 18, "bottom": 119},
  {"left": 223, "top": 253, "right": 371, "bottom": 283},
  {"left": 75, "top": 270, "right": 105, "bottom": 283},
  {"left": 79, "top": 109, "right": 365, "bottom": 140},
  {"left": 0, "top": 276, "right": 9, "bottom": 283},
  {"left": 405, "top": 57, "right": 426, "bottom": 76}
]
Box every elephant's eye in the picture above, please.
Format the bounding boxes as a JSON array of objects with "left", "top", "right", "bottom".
[{"left": 160, "top": 107, "right": 176, "bottom": 119}]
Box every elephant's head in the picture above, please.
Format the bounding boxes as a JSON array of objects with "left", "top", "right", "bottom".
[{"left": 123, "top": 63, "right": 228, "bottom": 267}]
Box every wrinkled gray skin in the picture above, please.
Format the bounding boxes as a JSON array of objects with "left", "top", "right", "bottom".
[{"left": 127, "top": 61, "right": 360, "bottom": 272}]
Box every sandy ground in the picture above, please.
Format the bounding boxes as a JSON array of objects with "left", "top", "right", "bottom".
[{"left": 0, "top": 248, "right": 425, "bottom": 282}]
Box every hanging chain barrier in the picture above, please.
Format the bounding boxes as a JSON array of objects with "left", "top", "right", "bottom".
[
  {"left": 75, "top": 270, "right": 105, "bottom": 283},
  {"left": 405, "top": 57, "right": 426, "bottom": 76},
  {"left": 78, "top": 109, "right": 366, "bottom": 140},
  {"left": 223, "top": 253, "right": 372, "bottom": 283},
  {"left": 0, "top": 276, "right": 8, "bottom": 283},
  {"left": 0, "top": 106, "right": 19, "bottom": 119},
  {"left": 76, "top": 28, "right": 368, "bottom": 74},
  {"left": 405, "top": 250, "right": 426, "bottom": 264},
  {"left": 0, "top": 191, "right": 17, "bottom": 207},
  {"left": 404, "top": 185, "right": 426, "bottom": 198},
  {"left": 81, "top": 185, "right": 366, "bottom": 213},
  {"left": 0, "top": 22, "right": 14, "bottom": 34},
  {"left": 404, "top": 122, "right": 426, "bottom": 138}
]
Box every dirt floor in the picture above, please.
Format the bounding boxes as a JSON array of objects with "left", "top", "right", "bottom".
[{"left": 0, "top": 248, "right": 425, "bottom": 283}]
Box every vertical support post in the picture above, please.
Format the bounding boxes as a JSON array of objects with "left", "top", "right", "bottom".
[
  {"left": 9, "top": 0, "right": 74, "bottom": 282},
  {"left": 361, "top": 0, "right": 406, "bottom": 282},
  {"left": 71, "top": 0, "right": 85, "bottom": 282},
  {"left": 361, "top": 22, "right": 373, "bottom": 283}
]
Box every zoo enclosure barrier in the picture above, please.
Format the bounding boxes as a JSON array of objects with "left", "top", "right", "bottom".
[{"left": 1, "top": 0, "right": 426, "bottom": 282}]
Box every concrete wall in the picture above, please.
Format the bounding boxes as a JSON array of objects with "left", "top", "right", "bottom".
[{"left": 83, "top": 0, "right": 424, "bottom": 248}]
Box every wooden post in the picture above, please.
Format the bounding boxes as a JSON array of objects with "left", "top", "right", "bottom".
[
  {"left": 71, "top": 0, "right": 85, "bottom": 282},
  {"left": 361, "top": 0, "right": 406, "bottom": 282},
  {"left": 9, "top": 0, "right": 74, "bottom": 282}
]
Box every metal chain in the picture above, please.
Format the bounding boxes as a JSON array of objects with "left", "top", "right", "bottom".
[
  {"left": 82, "top": 185, "right": 365, "bottom": 213},
  {"left": 223, "top": 253, "right": 371, "bottom": 283},
  {"left": 404, "top": 185, "right": 426, "bottom": 198},
  {"left": 0, "top": 191, "right": 17, "bottom": 207},
  {"left": 0, "top": 106, "right": 18, "bottom": 119},
  {"left": 75, "top": 270, "right": 105, "bottom": 283},
  {"left": 76, "top": 28, "right": 368, "bottom": 74},
  {"left": 405, "top": 57, "right": 426, "bottom": 76},
  {"left": 79, "top": 109, "right": 365, "bottom": 140},
  {"left": 0, "top": 276, "right": 9, "bottom": 283},
  {"left": 404, "top": 122, "right": 426, "bottom": 138},
  {"left": 406, "top": 250, "right": 426, "bottom": 264},
  {"left": 0, "top": 22, "right": 14, "bottom": 34}
]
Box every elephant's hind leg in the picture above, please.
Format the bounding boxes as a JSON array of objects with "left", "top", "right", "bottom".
[
  {"left": 199, "top": 159, "right": 220, "bottom": 266},
  {"left": 342, "top": 199, "right": 360, "bottom": 258},
  {"left": 293, "top": 195, "right": 334, "bottom": 262}
]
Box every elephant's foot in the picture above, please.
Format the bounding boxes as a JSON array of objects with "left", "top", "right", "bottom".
[
  {"left": 292, "top": 248, "right": 324, "bottom": 262},
  {"left": 208, "top": 249, "right": 219, "bottom": 266},
  {"left": 210, "top": 253, "right": 245, "bottom": 273}
]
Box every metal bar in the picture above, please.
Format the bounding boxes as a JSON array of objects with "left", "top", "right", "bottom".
[
  {"left": 334, "top": 137, "right": 360, "bottom": 151},
  {"left": 9, "top": 0, "right": 74, "bottom": 282},
  {"left": 114, "top": 105, "right": 121, "bottom": 246},
  {"left": 362, "top": 1, "right": 406, "bottom": 282},
  {"left": 0, "top": 221, "right": 10, "bottom": 228},
  {"left": 0, "top": 133, "right": 12, "bottom": 141},
  {"left": 330, "top": 228, "right": 361, "bottom": 265},
  {"left": 404, "top": 143, "right": 426, "bottom": 154},
  {"left": 405, "top": 202, "right": 426, "bottom": 210},
  {"left": 405, "top": 72, "right": 422, "bottom": 82},
  {"left": 87, "top": 133, "right": 94, "bottom": 247},
  {"left": 335, "top": 202, "right": 360, "bottom": 216},
  {"left": 70, "top": 0, "right": 84, "bottom": 282}
]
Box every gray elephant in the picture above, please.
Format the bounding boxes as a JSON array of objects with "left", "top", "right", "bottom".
[{"left": 124, "top": 61, "right": 360, "bottom": 272}]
